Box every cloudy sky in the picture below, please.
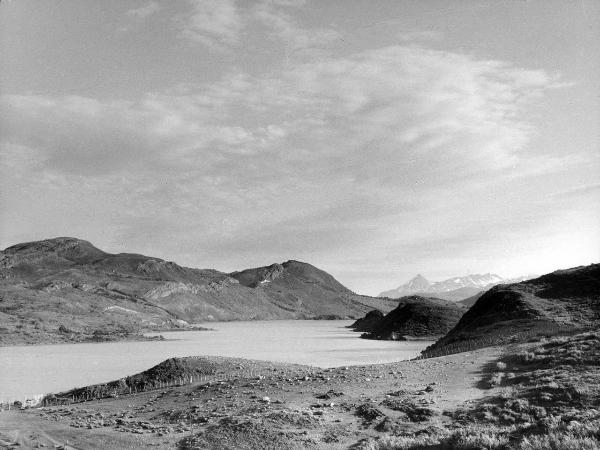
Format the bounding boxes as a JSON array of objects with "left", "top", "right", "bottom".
[{"left": 1, "top": 0, "right": 598, "bottom": 295}]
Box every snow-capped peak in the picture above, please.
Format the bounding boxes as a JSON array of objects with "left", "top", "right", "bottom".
[{"left": 378, "top": 272, "right": 531, "bottom": 298}]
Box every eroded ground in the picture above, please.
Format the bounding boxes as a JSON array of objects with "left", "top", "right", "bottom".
[
  {"left": 0, "top": 348, "right": 500, "bottom": 449},
  {"left": 2, "top": 332, "right": 598, "bottom": 450}
]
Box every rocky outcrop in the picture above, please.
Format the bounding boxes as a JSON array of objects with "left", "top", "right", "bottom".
[
  {"left": 361, "top": 296, "right": 465, "bottom": 340},
  {"left": 230, "top": 263, "right": 285, "bottom": 288},
  {"left": 348, "top": 310, "right": 385, "bottom": 332},
  {"left": 144, "top": 279, "right": 238, "bottom": 300},
  {"left": 2, "top": 237, "right": 108, "bottom": 268}
]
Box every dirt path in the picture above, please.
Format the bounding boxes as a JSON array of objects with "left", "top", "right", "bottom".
[
  {"left": 0, "top": 347, "right": 502, "bottom": 449},
  {"left": 0, "top": 409, "right": 174, "bottom": 449},
  {"left": 0, "top": 413, "right": 81, "bottom": 449}
]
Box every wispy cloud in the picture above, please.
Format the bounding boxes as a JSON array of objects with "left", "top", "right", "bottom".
[
  {"left": 252, "top": 1, "right": 341, "bottom": 53},
  {"left": 396, "top": 30, "right": 441, "bottom": 42},
  {"left": 1, "top": 44, "right": 575, "bottom": 286},
  {"left": 126, "top": 1, "right": 162, "bottom": 19},
  {"left": 2, "top": 45, "right": 562, "bottom": 179},
  {"left": 181, "top": 0, "right": 245, "bottom": 51},
  {"left": 178, "top": 0, "right": 340, "bottom": 53},
  {"left": 179, "top": 0, "right": 243, "bottom": 51},
  {"left": 551, "top": 182, "right": 600, "bottom": 199}
]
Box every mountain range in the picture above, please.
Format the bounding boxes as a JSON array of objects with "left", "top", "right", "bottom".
[
  {"left": 0, "top": 237, "right": 397, "bottom": 345},
  {"left": 379, "top": 273, "right": 535, "bottom": 301},
  {"left": 3, "top": 236, "right": 596, "bottom": 353}
]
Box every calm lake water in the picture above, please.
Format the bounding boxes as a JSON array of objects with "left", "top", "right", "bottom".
[{"left": 0, "top": 320, "right": 433, "bottom": 403}]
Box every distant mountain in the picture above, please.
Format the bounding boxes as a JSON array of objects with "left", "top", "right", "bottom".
[
  {"left": 0, "top": 237, "right": 397, "bottom": 345},
  {"left": 421, "top": 286, "right": 485, "bottom": 302},
  {"left": 355, "top": 296, "right": 466, "bottom": 340},
  {"left": 427, "top": 264, "right": 600, "bottom": 354},
  {"left": 379, "top": 273, "right": 534, "bottom": 301},
  {"left": 379, "top": 274, "right": 430, "bottom": 298}
]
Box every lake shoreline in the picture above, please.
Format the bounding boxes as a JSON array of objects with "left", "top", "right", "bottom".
[
  {"left": 0, "top": 318, "right": 358, "bottom": 348},
  {"left": 4, "top": 331, "right": 597, "bottom": 449},
  {"left": 0, "top": 346, "right": 503, "bottom": 449},
  {"left": 0, "top": 333, "right": 167, "bottom": 348},
  {"left": 0, "top": 320, "right": 433, "bottom": 404}
]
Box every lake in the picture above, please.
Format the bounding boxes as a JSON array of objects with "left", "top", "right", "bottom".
[{"left": 0, "top": 320, "right": 433, "bottom": 403}]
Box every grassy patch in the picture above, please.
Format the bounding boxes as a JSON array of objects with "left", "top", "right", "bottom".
[{"left": 367, "top": 331, "right": 600, "bottom": 450}]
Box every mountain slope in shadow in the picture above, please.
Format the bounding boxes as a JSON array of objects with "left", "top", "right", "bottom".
[
  {"left": 427, "top": 263, "right": 600, "bottom": 353},
  {"left": 351, "top": 296, "right": 465, "bottom": 340}
]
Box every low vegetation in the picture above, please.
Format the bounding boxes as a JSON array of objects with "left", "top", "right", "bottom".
[
  {"left": 425, "top": 264, "right": 600, "bottom": 356},
  {"left": 364, "top": 331, "right": 600, "bottom": 450},
  {"left": 417, "top": 322, "right": 593, "bottom": 359}
]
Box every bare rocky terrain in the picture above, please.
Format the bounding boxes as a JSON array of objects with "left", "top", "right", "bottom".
[
  {"left": 2, "top": 329, "right": 598, "bottom": 449},
  {"left": 0, "top": 347, "right": 502, "bottom": 449},
  {"left": 0, "top": 237, "right": 397, "bottom": 345}
]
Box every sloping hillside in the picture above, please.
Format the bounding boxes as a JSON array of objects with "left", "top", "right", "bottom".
[
  {"left": 228, "top": 260, "right": 376, "bottom": 320},
  {"left": 379, "top": 274, "right": 430, "bottom": 298},
  {"left": 427, "top": 264, "right": 600, "bottom": 353},
  {"left": 348, "top": 310, "right": 385, "bottom": 332},
  {"left": 419, "top": 286, "right": 483, "bottom": 302},
  {"left": 359, "top": 296, "right": 465, "bottom": 340},
  {"left": 0, "top": 237, "right": 396, "bottom": 345},
  {"left": 457, "top": 291, "right": 485, "bottom": 308}
]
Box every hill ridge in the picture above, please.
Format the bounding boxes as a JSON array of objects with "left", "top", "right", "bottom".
[
  {"left": 352, "top": 295, "right": 465, "bottom": 340},
  {"left": 0, "top": 237, "right": 396, "bottom": 345},
  {"left": 427, "top": 263, "right": 600, "bottom": 353}
]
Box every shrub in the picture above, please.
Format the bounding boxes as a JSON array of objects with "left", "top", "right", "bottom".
[
  {"left": 488, "top": 372, "right": 504, "bottom": 388},
  {"left": 375, "top": 434, "right": 443, "bottom": 450},
  {"left": 446, "top": 427, "right": 510, "bottom": 449},
  {"left": 518, "top": 433, "right": 600, "bottom": 450}
]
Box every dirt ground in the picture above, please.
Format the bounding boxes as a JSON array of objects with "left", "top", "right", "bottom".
[{"left": 0, "top": 347, "right": 502, "bottom": 449}]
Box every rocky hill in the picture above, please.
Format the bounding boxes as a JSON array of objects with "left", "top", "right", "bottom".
[
  {"left": 348, "top": 309, "right": 385, "bottom": 332},
  {"left": 427, "top": 264, "right": 600, "bottom": 353},
  {"left": 0, "top": 237, "right": 397, "bottom": 345},
  {"left": 357, "top": 296, "right": 465, "bottom": 340},
  {"left": 228, "top": 260, "right": 371, "bottom": 320}
]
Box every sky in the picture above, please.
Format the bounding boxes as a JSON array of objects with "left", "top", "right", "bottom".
[{"left": 1, "top": 0, "right": 599, "bottom": 295}]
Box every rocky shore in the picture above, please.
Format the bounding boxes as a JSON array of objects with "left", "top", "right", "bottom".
[
  {"left": 0, "top": 349, "right": 501, "bottom": 449},
  {"left": 3, "top": 330, "right": 599, "bottom": 449}
]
